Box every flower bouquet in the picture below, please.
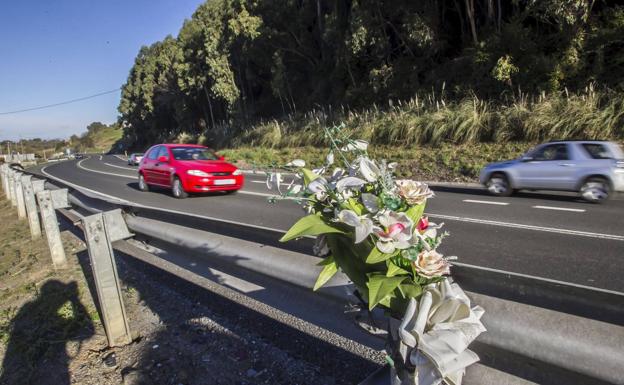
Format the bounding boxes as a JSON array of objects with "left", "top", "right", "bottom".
[{"left": 267, "top": 126, "right": 485, "bottom": 385}]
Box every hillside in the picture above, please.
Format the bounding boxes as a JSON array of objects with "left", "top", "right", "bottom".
[{"left": 115, "top": 1, "right": 624, "bottom": 151}]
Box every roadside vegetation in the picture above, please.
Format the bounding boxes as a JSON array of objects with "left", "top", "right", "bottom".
[{"left": 109, "top": 1, "right": 624, "bottom": 181}]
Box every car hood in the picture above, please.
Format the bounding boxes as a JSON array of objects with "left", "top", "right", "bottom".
[
  {"left": 178, "top": 160, "right": 238, "bottom": 172},
  {"left": 486, "top": 159, "right": 520, "bottom": 168}
]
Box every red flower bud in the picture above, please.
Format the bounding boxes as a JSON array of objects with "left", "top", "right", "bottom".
[{"left": 417, "top": 216, "right": 429, "bottom": 232}]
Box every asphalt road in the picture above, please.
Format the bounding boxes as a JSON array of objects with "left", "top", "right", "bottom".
[{"left": 34, "top": 155, "right": 624, "bottom": 292}]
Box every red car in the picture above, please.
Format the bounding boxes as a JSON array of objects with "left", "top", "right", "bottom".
[{"left": 138, "top": 144, "right": 244, "bottom": 198}]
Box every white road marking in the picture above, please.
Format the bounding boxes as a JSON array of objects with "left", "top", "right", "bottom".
[
  {"left": 99, "top": 155, "right": 102, "bottom": 160},
  {"left": 452, "top": 261, "right": 624, "bottom": 296},
  {"left": 428, "top": 212, "right": 623, "bottom": 241},
  {"left": 463, "top": 199, "right": 509, "bottom": 206},
  {"left": 532, "top": 205, "right": 586, "bottom": 213},
  {"left": 77, "top": 158, "right": 135, "bottom": 179},
  {"left": 48, "top": 160, "right": 624, "bottom": 241},
  {"left": 104, "top": 162, "right": 137, "bottom": 171}
]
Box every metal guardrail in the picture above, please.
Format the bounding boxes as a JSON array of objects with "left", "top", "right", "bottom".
[{"left": 13, "top": 164, "right": 624, "bottom": 385}]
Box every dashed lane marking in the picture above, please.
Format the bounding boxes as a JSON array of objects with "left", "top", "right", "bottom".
[
  {"left": 532, "top": 205, "right": 586, "bottom": 213},
  {"left": 462, "top": 199, "right": 509, "bottom": 206}
]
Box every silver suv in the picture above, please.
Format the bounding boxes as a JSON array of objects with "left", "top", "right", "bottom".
[{"left": 479, "top": 141, "right": 624, "bottom": 202}]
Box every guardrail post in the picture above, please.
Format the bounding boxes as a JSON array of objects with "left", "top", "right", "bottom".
[
  {"left": 14, "top": 172, "right": 27, "bottom": 219},
  {"left": 36, "top": 189, "right": 70, "bottom": 269},
  {"left": 81, "top": 209, "right": 133, "bottom": 347},
  {"left": 8, "top": 171, "right": 17, "bottom": 206},
  {"left": 0, "top": 165, "right": 8, "bottom": 197},
  {"left": 21, "top": 175, "right": 42, "bottom": 239}
]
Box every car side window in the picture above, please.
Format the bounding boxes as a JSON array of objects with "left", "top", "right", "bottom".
[
  {"left": 157, "top": 147, "right": 170, "bottom": 159},
  {"left": 147, "top": 146, "right": 160, "bottom": 160},
  {"left": 581, "top": 143, "right": 611, "bottom": 159},
  {"left": 533, "top": 144, "right": 569, "bottom": 161}
]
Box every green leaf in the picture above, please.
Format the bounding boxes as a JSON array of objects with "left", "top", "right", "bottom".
[
  {"left": 345, "top": 198, "right": 364, "bottom": 215},
  {"left": 405, "top": 203, "right": 426, "bottom": 223},
  {"left": 398, "top": 283, "right": 422, "bottom": 299},
  {"left": 301, "top": 168, "right": 320, "bottom": 185},
  {"left": 280, "top": 214, "right": 343, "bottom": 242},
  {"left": 313, "top": 256, "right": 338, "bottom": 291},
  {"left": 366, "top": 246, "right": 397, "bottom": 264},
  {"left": 366, "top": 274, "right": 407, "bottom": 310},
  {"left": 386, "top": 260, "right": 410, "bottom": 277},
  {"left": 326, "top": 234, "right": 368, "bottom": 292}
]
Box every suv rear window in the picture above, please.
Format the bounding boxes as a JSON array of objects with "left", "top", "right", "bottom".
[{"left": 581, "top": 143, "right": 612, "bottom": 159}]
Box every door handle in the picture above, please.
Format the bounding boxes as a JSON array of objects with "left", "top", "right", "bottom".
[{"left": 558, "top": 163, "right": 575, "bottom": 167}]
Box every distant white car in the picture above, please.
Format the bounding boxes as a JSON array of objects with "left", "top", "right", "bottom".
[
  {"left": 128, "top": 153, "right": 144, "bottom": 166},
  {"left": 479, "top": 141, "right": 624, "bottom": 202}
]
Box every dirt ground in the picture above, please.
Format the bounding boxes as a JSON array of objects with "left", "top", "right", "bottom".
[{"left": 0, "top": 194, "right": 340, "bottom": 385}]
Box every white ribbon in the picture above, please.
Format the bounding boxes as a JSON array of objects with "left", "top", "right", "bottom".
[{"left": 391, "top": 279, "right": 486, "bottom": 385}]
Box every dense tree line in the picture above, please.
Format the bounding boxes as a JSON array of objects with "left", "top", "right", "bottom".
[{"left": 118, "top": 0, "right": 624, "bottom": 148}]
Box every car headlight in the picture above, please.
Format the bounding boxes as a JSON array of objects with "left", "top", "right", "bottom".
[
  {"left": 187, "top": 170, "right": 210, "bottom": 177},
  {"left": 232, "top": 169, "right": 242, "bottom": 176}
]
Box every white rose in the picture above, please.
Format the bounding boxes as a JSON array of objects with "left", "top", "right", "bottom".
[
  {"left": 413, "top": 250, "right": 450, "bottom": 278},
  {"left": 395, "top": 180, "right": 433, "bottom": 205}
]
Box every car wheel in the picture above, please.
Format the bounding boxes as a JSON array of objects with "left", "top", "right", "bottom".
[
  {"left": 138, "top": 174, "right": 149, "bottom": 192},
  {"left": 486, "top": 173, "right": 513, "bottom": 197},
  {"left": 172, "top": 176, "right": 188, "bottom": 199},
  {"left": 580, "top": 177, "right": 610, "bottom": 203}
]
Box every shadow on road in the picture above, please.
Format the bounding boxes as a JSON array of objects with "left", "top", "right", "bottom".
[{"left": 0, "top": 280, "right": 94, "bottom": 385}]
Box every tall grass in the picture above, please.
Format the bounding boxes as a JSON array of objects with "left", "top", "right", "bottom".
[{"left": 226, "top": 86, "right": 624, "bottom": 148}]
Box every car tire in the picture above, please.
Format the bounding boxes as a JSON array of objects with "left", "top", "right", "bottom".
[
  {"left": 486, "top": 173, "right": 513, "bottom": 197},
  {"left": 138, "top": 174, "right": 149, "bottom": 192},
  {"left": 580, "top": 177, "right": 610, "bottom": 203},
  {"left": 172, "top": 176, "right": 189, "bottom": 199}
]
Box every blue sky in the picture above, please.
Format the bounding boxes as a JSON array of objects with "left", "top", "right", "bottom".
[{"left": 0, "top": 0, "right": 204, "bottom": 141}]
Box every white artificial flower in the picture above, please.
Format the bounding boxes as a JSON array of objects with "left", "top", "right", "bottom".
[
  {"left": 326, "top": 152, "right": 335, "bottom": 166},
  {"left": 286, "top": 159, "right": 306, "bottom": 167},
  {"left": 375, "top": 210, "right": 414, "bottom": 254},
  {"left": 412, "top": 250, "right": 450, "bottom": 278},
  {"left": 395, "top": 180, "right": 434, "bottom": 205},
  {"left": 338, "top": 210, "right": 375, "bottom": 244},
  {"left": 361, "top": 193, "right": 380, "bottom": 213},
  {"left": 308, "top": 177, "right": 330, "bottom": 200},
  {"left": 341, "top": 139, "right": 369, "bottom": 152},
  {"left": 359, "top": 157, "right": 381, "bottom": 182},
  {"left": 336, "top": 176, "right": 366, "bottom": 192},
  {"left": 329, "top": 168, "right": 345, "bottom": 182}
]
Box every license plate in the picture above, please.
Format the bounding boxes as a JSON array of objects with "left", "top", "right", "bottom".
[{"left": 214, "top": 179, "right": 236, "bottom": 186}]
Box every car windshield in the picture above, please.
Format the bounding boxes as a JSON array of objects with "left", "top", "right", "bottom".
[{"left": 171, "top": 147, "right": 219, "bottom": 161}]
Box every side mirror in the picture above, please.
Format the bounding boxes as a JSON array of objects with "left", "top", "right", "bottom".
[
  {"left": 218, "top": 155, "right": 225, "bottom": 161},
  {"left": 158, "top": 155, "right": 169, "bottom": 163}
]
